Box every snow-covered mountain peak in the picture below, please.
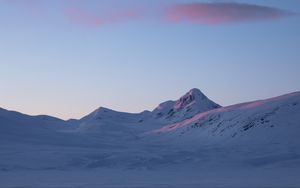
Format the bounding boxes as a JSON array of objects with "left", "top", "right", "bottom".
[
  {"left": 80, "top": 107, "right": 112, "bottom": 119},
  {"left": 93, "top": 106, "right": 114, "bottom": 114},
  {"left": 174, "top": 88, "right": 209, "bottom": 109},
  {"left": 186, "top": 88, "right": 205, "bottom": 97},
  {"left": 152, "top": 88, "right": 221, "bottom": 122}
]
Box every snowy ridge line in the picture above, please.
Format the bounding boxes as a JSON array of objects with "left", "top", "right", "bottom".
[{"left": 145, "top": 91, "right": 300, "bottom": 135}]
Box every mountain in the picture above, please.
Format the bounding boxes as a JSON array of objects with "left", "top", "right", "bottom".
[
  {"left": 152, "top": 88, "right": 221, "bottom": 122},
  {"left": 77, "top": 88, "right": 221, "bottom": 133},
  {"left": 0, "top": 107, "right": 66, "bottom": 136},
  {"left": 148, "top": 92, "right": 300, "bottom": 146},
  {"left": 1, "top": 89, "right": 300, "bottom": 188},
  {"left": 78, "top": 107, "right": 150, "bottom": 129}
]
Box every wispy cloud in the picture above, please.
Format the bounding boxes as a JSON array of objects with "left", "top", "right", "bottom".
[
  {"left": 2, "top": 1, "right": 296, "bottom": 27},
  {"left": 165, "top": 2, "right": 295, "bottom": 25}
]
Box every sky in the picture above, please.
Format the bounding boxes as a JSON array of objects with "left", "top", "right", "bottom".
[{"left": 0, "top": 0, "right": 299, "bottom": 120}]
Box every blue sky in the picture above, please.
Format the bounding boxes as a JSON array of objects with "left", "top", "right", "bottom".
[{"left": 0, "top": 0, "right": 299, "bottom": 119}]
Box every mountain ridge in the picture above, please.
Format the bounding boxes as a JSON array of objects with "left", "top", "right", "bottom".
[
  {"left": 1, "top": 89, "right": 299, "bottom": 122},
  {"left": 1, "top": 89, "right": 300, "bottom": 187}
]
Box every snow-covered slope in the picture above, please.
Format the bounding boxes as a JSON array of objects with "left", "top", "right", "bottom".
[
  {"left": 1, "top": 89, "right": 300, "bottom": 187},
  {"left": 0, "top": 107, "right": 66, "bottom": 140},
  {"left": 147, "top": 92, "right": 300, "bottom": 147},
  {"left": 0, "top": 107, "right": 65, "bottom": 127}
]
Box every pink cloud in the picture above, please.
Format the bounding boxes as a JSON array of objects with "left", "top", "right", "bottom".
[
  {"left": 3, "top": 1, "right": 295, "bottom": 27},
  {"left": 165, "top": 2, "right": 294, "bottom": 25}
]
